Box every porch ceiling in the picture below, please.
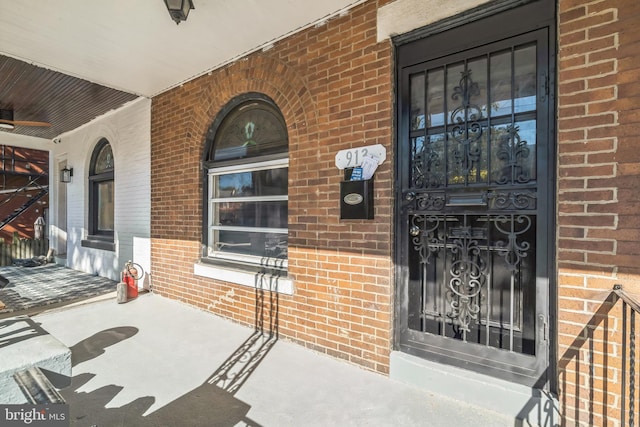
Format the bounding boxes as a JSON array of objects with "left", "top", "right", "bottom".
[{"left": 0, "top": 0, "right": 365, "bottom": 140}]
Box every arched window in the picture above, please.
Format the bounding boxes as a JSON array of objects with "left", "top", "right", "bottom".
[
  {"left": 203, "top": 93, "right": 288, "bottom": 272},
  {"left": 88, "top": 138, "right": 114, "bottom": 240}
]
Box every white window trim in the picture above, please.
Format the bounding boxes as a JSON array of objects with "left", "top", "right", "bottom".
[
  {"left": 208, "top": 157, "right": 288, "bottom": 176},
  {"left": 208, "top": 250, "right": 288, "bottom": 270},
  {"left": 206, "top": 156, "right": 289, "bottom": 267},
  {"left": 210, "top": 195, "right": 287, "bottom": 203},
  {"left": 193, "top": 262, "right": 294, "bottom": 295}
]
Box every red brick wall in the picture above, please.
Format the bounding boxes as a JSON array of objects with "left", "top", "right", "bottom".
[
  {"left": 151, "top": 0, "right": 640, "bottom": 420},
  {"left": 151, "top": 1, "right": 394, "bottom": 373},
  {"left": 557, "top": 0, "right": 640, "bottom": 425}
]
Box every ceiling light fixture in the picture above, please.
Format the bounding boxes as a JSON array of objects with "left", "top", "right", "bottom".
[{"left": 164, "top": 0, "right": 194, "bottom": 25}]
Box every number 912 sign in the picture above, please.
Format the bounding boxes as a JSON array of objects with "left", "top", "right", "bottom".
[{"left": 335, "top": 144, "right": 386, "bottom": 169}]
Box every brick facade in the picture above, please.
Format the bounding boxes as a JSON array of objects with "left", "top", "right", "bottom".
[
  {"left": 557, "top": 0, "right": 640, "bottom": 425},
  {"left": 151, "top": 1, "right": 394, "bottom": 373},
  {"left": 150, "top": 0, "right": 640, "bottom": 424}
]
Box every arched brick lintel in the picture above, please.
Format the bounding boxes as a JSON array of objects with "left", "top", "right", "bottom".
[{"left": 191, "top": 55, "right": 317, "bottom": 157}]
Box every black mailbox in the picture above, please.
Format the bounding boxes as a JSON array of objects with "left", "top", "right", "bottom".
[{"left": 340, "top": 179, "right": 374, "bottom": 220}]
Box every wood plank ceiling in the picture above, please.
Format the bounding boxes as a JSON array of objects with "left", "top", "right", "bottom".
[{"left": 0, "top": 55, "right": 139, "bottom": 140}]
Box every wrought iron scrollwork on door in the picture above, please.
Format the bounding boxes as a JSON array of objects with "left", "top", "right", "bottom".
[
  {"left": 410, "top": 215, "right": 443, "bottom": 265},
  {"left": 446, "top": 223, "right": 487, "bottom": 334},
  {"left": 487, "top": 190, "right": 537, "bottom": 210},
  {"left": 450, "top": 70, "right": 483, "bottom": 180},
  {"left": 403, "top": 191, "right": 446, "bottom": 212},
  {"left": 493, "top": 214, "right": 532, "bottom": 271},
  {"left": 410, "top": 215, "right": 489, "bottom": 335},
  {"left": 412, "top": 141, "right": 443, "bottom": 189},
  {"left": 495, "top": 125, "right": 531, "bottom": 185}
]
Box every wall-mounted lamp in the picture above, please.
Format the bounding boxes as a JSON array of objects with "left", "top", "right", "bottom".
[
  {"left": 61, "top": 167, "right": 73, "bottom": 183},
  {"left": 164, "top": 0, "right": 194, "bottom": 24}
]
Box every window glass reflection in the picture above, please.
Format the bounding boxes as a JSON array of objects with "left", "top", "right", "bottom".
[
  {"left": 215, "top": 168, "right": 288, "bottom": 198},
  {"left": 411, "top": 73, "right": 425, "bottom": 130},
  {"left": 97, "top": 181, "right": 114, "bottom": 232}
]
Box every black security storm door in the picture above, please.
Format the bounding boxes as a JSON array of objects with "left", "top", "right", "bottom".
[{"left": 395, "top": 3, "right": 555, "bottom": 386}]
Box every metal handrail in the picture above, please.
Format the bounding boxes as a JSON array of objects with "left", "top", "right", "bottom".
[
  {"left": 614, "top": 284, "right": 640, "bottom": 314},
  {"left": 0, "top": 187, "right": 48, "bottom": 231},
  {"left": 614, "top": 284, "right": 640, "bottom": 427}
]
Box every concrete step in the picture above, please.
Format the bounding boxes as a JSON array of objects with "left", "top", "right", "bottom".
[{"left": 0, "top": 315, "right": 71, "bottom": 404}]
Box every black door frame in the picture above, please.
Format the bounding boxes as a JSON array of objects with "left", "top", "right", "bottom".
[{"left": 393, "top": 0, "right": 557, "bottom": 390}]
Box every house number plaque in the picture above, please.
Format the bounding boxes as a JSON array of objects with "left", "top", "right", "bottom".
[{"left": 335, "top": 144, "right": 386, "bottom": 169}]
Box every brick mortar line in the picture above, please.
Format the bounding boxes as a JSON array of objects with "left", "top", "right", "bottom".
[
  {"left": 558, "top": 237, "right": 616, "bottom": 243},
  {"left": 559, "top": 272, "right": 619, "bottom": 284},
  {"left": 560, "top": 359, "right": 623, "bottom": 370},
  {"left": 559, "top": 260, "right": 620, "bottom": 267},
  {"left": 557, "top": 315, "right": 622, "bottom": 327},
  {"left": 559, "top": 175, "right": 617, "bottom": 181},
  {"left": 558, "top": 335, "right": 619, "bottom": 345},
  {"left": 558, "top": 200, "right": 618, "bottom": 205},
  {"left": 558, "top": 344, "right": 619, "bottom": 354},
  {"left": 558, "top": 271, "right": 620, "bottom": 279},
  {"left": 558, "top": 186, "right": 617, "bottom": 192},
  {"left": 557, "top": 212, "right": 617, "bottom": 216},
  {"left": 558, "top": 140, "right": 618, "bottom": 148},
  {"left": 563, "top": 26, "right": 619, "bottom": 45},
  {"left": 558, "top": 328, "right": 621, "bottom": 340},
  {"left": 558, "top": 98, "right": 618, "bottom": 109},
  {"left": 561, "top": 42, "right": 620, "bottom": 64},
  {"left": 559, "top": 56, "right": 617, "bottom": 71},
  {"left": 558, "top": 334, "right": 619, "bottom": 345},
  {"left": 557, "top": 108, "right": 617, "bottom": 119},
  {"left": 558, "top": 296, "right": 615, "bottom": 304},
  {"left": 559, "top": 250, "right": 617, "bottom": 256},
  {"left": 559, "top": 163, "right": 617, "bottom": 169}
]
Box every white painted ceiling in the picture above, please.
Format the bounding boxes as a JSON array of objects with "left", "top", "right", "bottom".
[{"left": 0, "top": 0, "right": 366, "bottom": 98}]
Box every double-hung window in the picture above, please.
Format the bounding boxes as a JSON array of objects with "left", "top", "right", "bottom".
[
  {"left": 204, "top": 94, "right": 288, "bottom": 273},
  {"left": 83, "top": 138, "right": 115, "bottom": 251}
]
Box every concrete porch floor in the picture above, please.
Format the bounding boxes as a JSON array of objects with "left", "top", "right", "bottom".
[{"left": 29, "top": 293, "right": 516, "bottom": 427}]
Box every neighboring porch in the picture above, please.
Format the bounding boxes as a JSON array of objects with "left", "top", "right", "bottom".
[{"left": 0, "top": 263, "right": 116, "bottom": 318}]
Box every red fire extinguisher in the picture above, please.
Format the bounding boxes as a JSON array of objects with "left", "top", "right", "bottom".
[{"left": 122, "top": 260, "right": 143, "bottom": 299}]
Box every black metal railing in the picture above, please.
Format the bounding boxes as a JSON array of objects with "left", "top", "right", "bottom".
[
  {"left": 557, "top": 284, "right": 640, "bottom": 426},
  {"left": 614, "top": 284, "right": 640, "bottom": 427},
  {"left": 0, "top": 187, "right": 48, "bottom": 231}
]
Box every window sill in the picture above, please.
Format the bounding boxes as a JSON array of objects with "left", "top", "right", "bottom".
[
  {"left": 193, "top": 262, "right": 294, "bottom": 295},
  {"left": 81, "top": 238, "right": 115, "bottom": 252}
]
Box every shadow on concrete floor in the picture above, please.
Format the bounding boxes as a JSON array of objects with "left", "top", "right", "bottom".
[{"left": 62, "top": 327, "right": 277, "bottom": 427}]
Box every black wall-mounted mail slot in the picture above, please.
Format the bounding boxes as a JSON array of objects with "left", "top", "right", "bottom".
[{"left": 340, "top": 179, "right": 374, "bottom": 220}]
